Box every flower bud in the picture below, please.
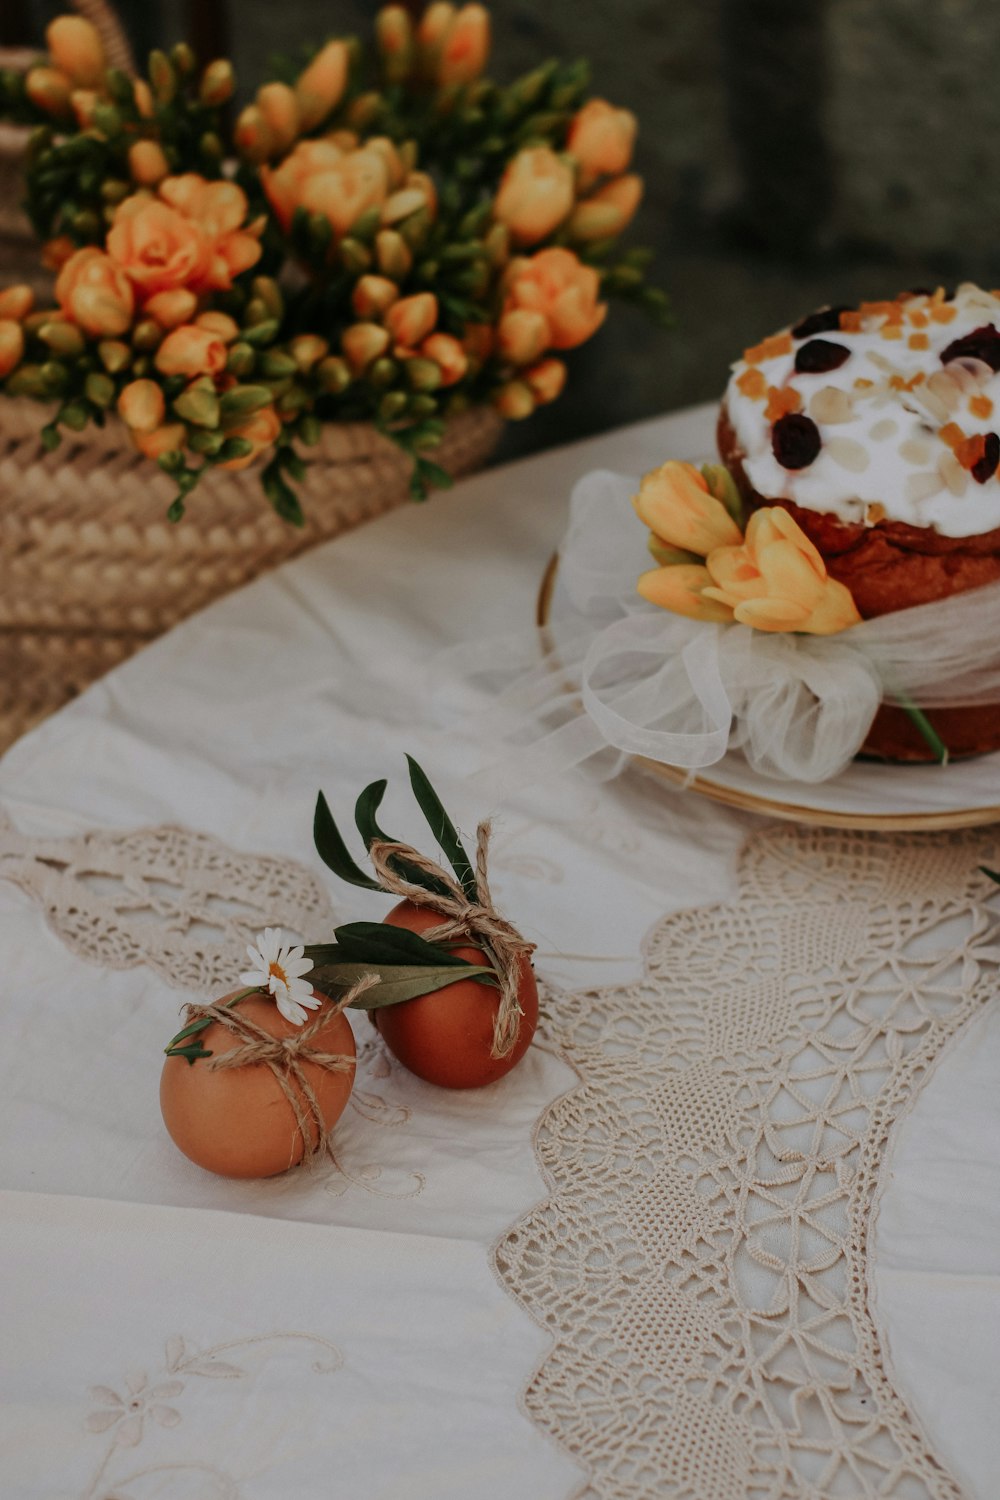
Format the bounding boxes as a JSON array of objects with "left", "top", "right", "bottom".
[
  {"left": 567, "top": 99, "right": 637, "bottom": 183},
  {"left": 369, "top": 356, "right": 398, "bottom": 389},
  {"left": 567, "top": 174, "right": 643, "bottom": 241},
  {"left": 385, "top": 291, "right": 437, "bottom": 348},
  {"left": 132, "top": 319, "right": 164, "bottom": 351},
  {"left": 46, "top": 16, "right": 106, "bottom": 90},
  {"left": 42, "top": 236, "right": 75, "bottom": 272},
  {"left": 497, "top": 308, "right": 549, "bottom": 366},
  {"left": 135, "top": 423, "right": 186, "bottom": 460},
  {"left": 317, "top": 355, "right": 352, "bottom": 393},
  {"left": 199, "top": 58, "right": 235, "bottom": 108},
  {"left": 375, "top": 228, "right": 412, "bottom": 279},
  {"left": 525, "top": 357, "right": 566, "bottom": 405},
  {"left": 494, "top": 379, "right": 535, "bottom": 420},
  {"left": 128, "top": 139, "right": 170, "bottom": 187},
  {"left": 484, "top": 221, "right": 510, "bottom": 268},
  {"left": 145, "top": 289, "right": 198, "bottom": 330},
  {"left": 39, "top": 320, "right": 86, "bottom": 358},
  {"left": 196, "top": 311, "right": 241, "bottom": 343},
  {"left": 219, "top": 384, "right": 274, "bottom": 419},
  {"left": 226, "top": 343, "right": 256, "bottom": 378},
  {"left": 381, "top": 186, "right": 431, "bottom": 226},
  {"left": 216, "top": 404, "right": 281, "bottom": 471},
  {"left": 173, "top": 380, "right": 220, "bottom": 428},
  {"left": 418, "top": 2, "right": 455, "bottom": 56},
  {"left": 352, "top": 274, "right": 400, "bottom": 319},
  {"left": 133, "top": 79, "right": 155, "bottom": 118},
  {"left": 259, "top": 350, "right": 298, "bottom": 379},
  {"left": 26, "top": 66, "right": 73, "bottom": 118},
  {"left": 289, "top": 334, "right": 330, "bottom": 370},
  {"left": 70, "top": 88, "right": 99, "bottom": 128},
  {"left": 342, "top": 322, "right": 391, "bottom": 373},
  {"left": 0, "top": 285, "right": 34, "bottom": 322},
  {"left": 346, "top": 91, "right": 383, "bottom": 131},
  {"left": 98, "top": 339, "right": 131, "bottom": 373},
  {"left": 295, "top": 39, "right": 350, "bottom": 132},
  {"left": 155, "top": 325, "right": 228, "bottom": 379},
  {"left": 118, "top": 379, "right": 165, "bottom": 433},
  {"left": 339, "top": 237, "right": 371, "bottom": 274},
  {"left": 438, "top": 5, "right": 490, "bottom": 87},
  {"left": 493, "top": 147, "right": 575, "bottom": 246},
  {"left": 420, "top": 332, "right": 468, "bottom": 387},
  {"left": 256, "top": 82, "right": 301, "bottom": 155},
  {"left": 405, "top": 356, "right": 442, "bottom": 392},
  {"left": 56, "top": 247, "right": 134, "bottom": 338},
  {"left": 84, "top": 371, "right": 115, "bottom": 408},
  {"left": 148, "top": 50, "right": 176, "bottom": 105},
  {"left": 251, "top": 275, "right": 284, "bottom": 319},
  {"left": 0, "top": 320, "right": 25, "bottom": 379},
  {"left": 376, "top": 5, "right": 415, "bottom": 83},
  {"left": 234, "top": 104, "right": 276, "bottom": 164}
]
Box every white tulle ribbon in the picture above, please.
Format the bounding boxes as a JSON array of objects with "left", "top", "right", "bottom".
[{"left": 438, "top": 469, "right": 1000, "bottom": 785}]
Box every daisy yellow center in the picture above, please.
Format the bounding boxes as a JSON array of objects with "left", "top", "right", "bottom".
[{"left": 268, "top": 960, "right": 289, "bottom": 988}]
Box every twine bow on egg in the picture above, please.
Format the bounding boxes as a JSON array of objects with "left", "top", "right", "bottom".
[
  {"left": 175, "top": 975, "right": 373, "bottom": 1163},
  {"left": 367, "top": 823, "right": 535, "bottom": 1060}
]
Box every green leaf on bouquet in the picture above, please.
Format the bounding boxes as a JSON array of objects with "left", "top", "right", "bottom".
[
  {"left": 354, "top": 779, "right": 452, "bottom": 897},
  {"left": 405, "top": 754, "right": 478, "bottom": 900},
  {"left": 309, "top": 961, "right": 497, "bottom": 1010},
  {"left": 306, "top": 921, "right": 475, "bottom": 970},
  {"left": 314, "top": 791, "right": 381, "bottom": 890},
  {"left": 980, "top": 866, "right": 1000, "bottom": 886}
]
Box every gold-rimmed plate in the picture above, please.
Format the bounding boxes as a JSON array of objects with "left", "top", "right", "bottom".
[{"left": 537, "top": 552, "right": 1000, "bottom": 832}]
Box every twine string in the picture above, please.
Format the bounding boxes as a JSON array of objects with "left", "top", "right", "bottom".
[
  {"left": 180, "top": 974, "right": 375, "bottom": 1162},
  {"left": 367, "top": 821, "right": 534, "bottom": 1059}
]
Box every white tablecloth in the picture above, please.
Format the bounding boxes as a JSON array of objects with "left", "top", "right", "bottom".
[{"left": 0, "top": 405, "right": 997, "bottom": 1499}]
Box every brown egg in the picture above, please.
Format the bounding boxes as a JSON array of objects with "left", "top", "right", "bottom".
[
  {"left": 160, "top": 990, "right": 356, "bottom": 1178},
  {"left": 375, "top": 900, "right": 538, "bottom": 1089}
]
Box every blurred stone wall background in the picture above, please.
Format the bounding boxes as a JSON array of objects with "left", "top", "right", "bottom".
[{"left": 4, "top": 0, "right": 1000, "bottom": 465}]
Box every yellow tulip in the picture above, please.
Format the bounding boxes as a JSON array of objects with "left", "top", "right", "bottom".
[{"left": 633, "top": 462, "right": 743, "bottom": 557}]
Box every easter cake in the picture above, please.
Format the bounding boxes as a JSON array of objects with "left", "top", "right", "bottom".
[{"left": 717, "top": 284, "right": 1000, "bottom": 759}]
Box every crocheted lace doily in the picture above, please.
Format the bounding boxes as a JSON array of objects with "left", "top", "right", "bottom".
[{"left": 495, "top": 824, "right": 999, "bottom": 1500}]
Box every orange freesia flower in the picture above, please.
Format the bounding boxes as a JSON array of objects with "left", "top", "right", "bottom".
[
  {"left": 633, "top": 462, "right": 743, "bottom": 557},
  {"left": 525, "top": 357, "right": 566, "bottom": 405},
  {"left": 0, "top": 285, "right": 34, "bottom": 321},
  {"left": 55, "top": 247, "right": 134, "bottom": 336},
  {"left": 503, "top": 248, "right": 607, "bottom": 350},
  {"left": 154, "top": 324, "right": 228, "bottom": 378},
  {"left": 493, "top": 147, "right": 575, "bottom": 246},
  {"left": 108, "top": 177, "right": 262, "bottom": 301},
  {"left": 497, "top": 307, "right": 549, "bottom": 366},
  {"left": 385, "top": 292, "right": 437, "bottom": 349},
  {"left": 637, "top": 563, "right": 737, "bottom": 623},
  {"left": 295, "top": 39, "right": 351, "bottom": 132},
  {"left": 218, "top": 405, "right": 282, "bottom": 470},
  {"left": 429, "top": 4, "right": 491, "bottom": 86},
  {"left": 568, "top": 174, "right": 643, "bottom": 242},
  {"left": 128, "top": 140, "right": 170, "bottom": 187},
  {"left": 46, "top": 15, "right": 105, "bottom": 88},
  {"left": 133, "top": 423, "right": 186, "bottom": 460},
  {"left": 144, "top": 288, "right": 198, "bottom": 329},
  {"left": 567, "top": 99, "right": 637, "bottom": 181},
  {"left": 262, "top": 138, "right": 395, "bottom": 239},
  {"left": 421, "top": 332, "right": 468, "bottom": 386},
  {"left": 118, "top": 379, "right": 165, "bottom": 433},
  {"left": 701, "top": 507, "right": 862, "bottom": 635},
  {"left": 0, "top": 320, "right": 25, "bottom": 378}
]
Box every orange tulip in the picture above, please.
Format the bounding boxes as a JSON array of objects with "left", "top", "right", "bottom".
[
  {"left": 525, "top": 357, "right": 566, "bottom": 405},
  {"left": 0, "top": 320, "right": 25, "bottom": 378},
  {"left": 26, "top": 66, "right": 73, "bottom": 118},
  {"left": 702, "top": 507, "right": 862, "bottom": 635},
  {"left": 118, "top": 378, "right": 165, "bottom": 433},
  {"left": 154, "top": 324, "right": 228, "bottom": 378},
  {"left": 56, "top": 248, "right": 134, "bottom": 337},
  {"left": 217, "top": 405, "right": 282, "bottom": 470},
  {"left": 633, "top": 462, "right": 743, "bottom": 557},
  {"left": 46, "top": 16, "right": 105, "bottom": 88},
  {"left": 295, "top": 40, "right": 350, "bottom": 132},
  {"left": 421, "top": 332, "right": 468, "bottom": 386},
  {"left": 256, "top": 83, "right": 301, "bottom": 155},
  {"left": 503, "top": 247, "right": 606, "bottom": 350},
  {"left": 385, "top": 292, "right": 437, "bottom": 349},
  {"left": 352, "top": 274, "right": 400, "bottom": 319},
  {"left": 493, "top": 147, "right": 575, "bottom": 246},
  {"left": 568, "top": 174, "right": 643, "bottom": 241},
  {"left": 567, "top": 100, "right": 637, "bottom": 182},
  {"left": 0, "top": 285, "right": 34, "bottom": 322},
  {"left": 144, "top": 288, "right": 198, "bottom": 329},
  {"left": 497, "top": 307, "right": 549, "bottom": 366},
  {"left": 342, "top": 322, "right": 391, "bottom": 372},
  {"left": 128, "top": 140, "right": 170, "bottom": 187},
  {"left": 134, "top": 423, "right": 186, "bottom": 460}
]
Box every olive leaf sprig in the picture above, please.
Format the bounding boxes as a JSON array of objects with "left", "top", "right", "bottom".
[{"left": 305, "top": 754, "right": 499, "bottom": 1009}]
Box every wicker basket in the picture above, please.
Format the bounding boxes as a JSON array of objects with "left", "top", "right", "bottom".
[{"left": 0, "top": 400, "right": 504, "bottom": 750}]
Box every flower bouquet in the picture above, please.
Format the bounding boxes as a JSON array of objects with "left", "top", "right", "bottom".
[
  {"left": 0, "top": 2, "right": 665, "bottom": 751},
  {"left": 0, "top": 3, "right": 664, "bottom": 520}
]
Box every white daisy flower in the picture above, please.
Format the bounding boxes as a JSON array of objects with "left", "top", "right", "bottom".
[{"left": 240, "top": 926, "right": 319, "bottom": 1027}]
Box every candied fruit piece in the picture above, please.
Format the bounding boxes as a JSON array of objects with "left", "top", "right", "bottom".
[
  {"left": 940, "top": 323, "right": 1000, "bottom": 372},
  {"left": 744, "top": 332, "right": 793, "bottom": 365},
  {"left": 736, "top": 367, "right": 767, "bottom": 399},
  {"left": 772, "top": 412, "right": 821, "bottom": 469},
  {"left": 908, "top": 332, "right": 930, "bottom": 350},
  {"left": 970, "top": 394, "right": 994, "bottom": 419},
  {"left": 764, "top": 386, "right": 802, "bottom": 421},
  {"left": 908, "top": 310, "right": 929, "bottom": 328},
  {"left": 930, "top": 304, "right": 957, "bottom": 323},
  {"left": 939, "top": 422, "right": 965, "bottom": 451},
  {"left": 792, "top": 305, "right": 852, "bottom": 339},
  {"left": 839, "top": 311, "right": 864, "bottom": 333},
  {"left": 794, "top": 339, "right": 851, "bottom": 374}
]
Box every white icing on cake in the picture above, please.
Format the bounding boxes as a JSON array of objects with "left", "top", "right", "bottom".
[{"left": 725, "top": 282, "right": 1000, "bottom": 538}]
